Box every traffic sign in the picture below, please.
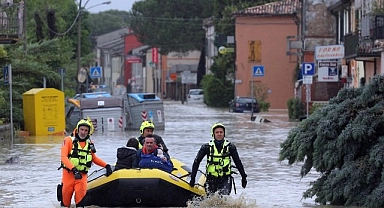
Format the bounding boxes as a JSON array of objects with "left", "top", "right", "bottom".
[
  {"left": 181, "top": 72, "right": 197, "bottom": 84},
  {"left": 302, "top": 62, "right": 315, "bottom": 75},
  {"left": 253, "top": 65, "right": 264, "bottom": 77},
  {"left": 90, "top": 67, "right": 102, "bottom": 78},
  {"left": 3, "top": 66, "right": 9, "bottom": 85},
  {"left": 303, "top": 75, "right": 313, "bottom": 84},
  {"left": 218, "top": 46, "right": 234, "bottom": 55}
]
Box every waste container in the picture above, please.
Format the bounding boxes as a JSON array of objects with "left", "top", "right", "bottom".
[
  {"left": 22, "top": 88, "right": 65, "bottom": 136},
  {"left": 125, "top": 93, "right": 165, "bottom": 130}
]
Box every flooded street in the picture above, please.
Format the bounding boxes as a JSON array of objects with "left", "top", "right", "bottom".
[{"left": 0, "top": 101, "right": 321, "bottom": 207}]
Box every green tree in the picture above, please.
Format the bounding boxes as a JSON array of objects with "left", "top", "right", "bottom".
[
  {"left": 26, "top": 0, "right": 93, "bottom": 62},
  {"left": 88, "top": 10, "right": 130, "bottom": 37},
  {"left": 129, "top": 0, "right": 213, "bottom": 54},
  {"left": 201, "top": 74, "right": 232, "bottom": 107},
  {"left": 0, "top": 39, "right": 74, "bottom": 129},
  {"left": 202, "top": 54, "right": 233, "bottom": 107},
  {"left": 279, "top": 75, "right": 384, "bottom": 207}
]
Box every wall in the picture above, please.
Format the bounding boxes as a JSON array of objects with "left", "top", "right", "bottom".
[
  {"left": 236, "top": 16, "right": 298, "bottom": 109},
  {"left": 124, "top": 33, "right": 143, "bottom": 87},
  {"left": 303, "top": 0, "right": 338, "bottom": 51}
]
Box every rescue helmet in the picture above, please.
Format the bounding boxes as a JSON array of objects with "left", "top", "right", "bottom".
[
  {"left": 140, "top": 121, "right": 155, "bottom": 134},
  {"left": 211, "top": 122, "right": 225, "bottom": 137},
  {"left": 76, "top": 118, "right": 94, "bottom": 135}
]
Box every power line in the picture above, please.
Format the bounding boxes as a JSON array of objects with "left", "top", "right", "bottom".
[{"left": 47, "top": 10, "right": 81, "bottom": 36}]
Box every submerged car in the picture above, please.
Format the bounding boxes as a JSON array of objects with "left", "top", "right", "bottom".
[
  {"left": 187, "top": 89, "right": 204, "bottom": 103},
  {"left": 229, "top": 96, "right": 260, "bottom": 113}
]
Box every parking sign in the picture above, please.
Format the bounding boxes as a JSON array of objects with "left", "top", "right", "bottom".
[{"left": 301, "top": 62, "right": 315, "bottom": 76}]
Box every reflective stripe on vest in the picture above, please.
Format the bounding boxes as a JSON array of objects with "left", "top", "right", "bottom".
[
  {"left": 65, "top": 137, "right": 93, "bottom": 172},
  {"left": 206, "top": 140, "right": 231, "bottom": 177}
]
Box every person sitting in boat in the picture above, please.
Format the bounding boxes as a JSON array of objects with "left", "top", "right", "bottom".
[
  {"left": 189, "top": 123, "right": 247, "bottom": 195},
  {"left": 133, "top": 135, "right": 174, "bottom": 173},
  {"left": 114, "top": 138, "right": 139, "bottom": 171},
  {"left": 137, "top": 121, "right": 169, "bottom": 157},
  {"left": 59, "top": 118, "right": 113, "bottom": 207}
]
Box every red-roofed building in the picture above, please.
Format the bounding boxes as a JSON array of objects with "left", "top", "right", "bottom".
[{"left": 234, "top": 0, "right": 300, "bottom": 109}]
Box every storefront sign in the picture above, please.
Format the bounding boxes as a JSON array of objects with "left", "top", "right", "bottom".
[
  {"left": 315, "top": 45, "right": 344, "bottom": 60},
  {"left": 126, "top": 55, "right": 142, "bottom": 63},
  {"left": 318, "top": 61, "right": 339, "bottom": 82}
]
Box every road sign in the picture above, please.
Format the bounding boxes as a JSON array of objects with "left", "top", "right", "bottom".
[
  {"left": 3, "top": 66, "right": 9, "bottom": 85},
  {"left": 170, "top": 73, "right": 177, "bottom": 81},
  {"left": 90, "top": 67, "right": 102, "bottom": 78},
  {"left": 302, "top": 62, "right": 315, "bottom": 75},
  {"left": 253, "top": 65, "right": 264, "bottom": 77},
  {"left": 181, "top": 72, "right": 197, "bottom": 84},
  {"left": 303, "top": 75, "right": 313, "bottom": 84},
  {"left": 218, "top": 46, "right": 234, "bottom": 55}
]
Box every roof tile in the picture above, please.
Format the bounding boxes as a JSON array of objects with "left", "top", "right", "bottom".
[{"left": 235, "top": 0, "right": 301, "bottom": 16}]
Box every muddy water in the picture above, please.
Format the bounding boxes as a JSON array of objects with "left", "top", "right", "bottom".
[{"left": 0, "top": 101, "right": 323, "bottom": 207}]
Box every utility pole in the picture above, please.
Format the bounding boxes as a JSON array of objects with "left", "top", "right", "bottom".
[
  {"left": 22, "top": 0, "right": 27, "bottom": 52},
  {"left": 75, "top": 0, "right": 110, "bottom": 93},
  {"left": 76, "top": 0, "right": 83, "bottom": 93}
]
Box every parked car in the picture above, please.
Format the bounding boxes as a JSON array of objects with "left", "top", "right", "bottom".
[
  {"left": 229, "top": 96, "right": 260, "bottom": 113},
  {"left": 187, "top": 89, "right": 204, "bottom": 103}
]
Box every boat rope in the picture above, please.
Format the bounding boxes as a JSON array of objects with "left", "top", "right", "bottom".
[{"left": 88, "top": 167, "right": 105, "bottom": 178}]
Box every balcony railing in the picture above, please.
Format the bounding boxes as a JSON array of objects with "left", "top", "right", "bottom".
[
  {"left": 344, "top": 31, "right": 381, "bottom": 59},
  {"left": 344, "top": 32, "right": 359, "bottom": 59},
  {"left": 373, "top": 15, "right": 384, "bottom": 39},
  {"left": 0, "top": 2, "right": 23, "bottom": 44}
]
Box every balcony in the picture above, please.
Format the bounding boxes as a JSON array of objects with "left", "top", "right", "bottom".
[
  {"left": 373, "top": 15, "right": 384, "bottom": 39},
  {"left": 344, "top": 31, "right": 381, "bottom": 60},
  {"left": 0, "top": 3, "right": 24, "bottom": 44}
]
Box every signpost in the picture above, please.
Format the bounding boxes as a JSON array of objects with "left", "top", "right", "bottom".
[
  {"left": 253, "top": 65, "right": 265, "bottom": 77},
  {"left": 181, "top": 71, "right": 197, "bottom": 84},
  {"left": 90, "top": 66, "right": 102, "bottom": 78},
  {"left": 58, "top": 68, "right": 66, "bottom": 91},
  {"left": 251, "top": 65, "right": 265, "bottom": 121},
  {"left": 4, "top": 65, "right": 13, "bottom": 143},
  {"left": 301, "top": 62, "right": 315, "bottom": 118},
  {"left": 3, "top": 66, "right": 9, "bottom": 85}
]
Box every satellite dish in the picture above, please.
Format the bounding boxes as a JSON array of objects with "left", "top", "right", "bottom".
[{"left": 77, "top": 67, "right": 87, "bottom": 83}]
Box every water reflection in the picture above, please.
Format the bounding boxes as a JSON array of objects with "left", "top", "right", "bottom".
[{"left": 0, "top": 101, "right": 328, "bottom": 207}]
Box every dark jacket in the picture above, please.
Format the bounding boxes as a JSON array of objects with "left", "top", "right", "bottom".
[
  {"left": 114, "top": 146, "right": 137, "bottom": 171},
  {"left": 190, "top": 140, "right": 247, "bottom": 179},
  {"left": 137, "top": 134, "right": 169, "bottom": 153}
]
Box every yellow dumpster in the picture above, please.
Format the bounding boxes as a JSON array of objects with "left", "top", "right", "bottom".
[{"left": 22, "top": 88, "right": 65, "bottom": 136}]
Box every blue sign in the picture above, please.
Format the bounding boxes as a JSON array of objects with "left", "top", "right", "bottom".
[
  {"left": 3, "top": 66, "right": 8, "bottom": 85},
  {"left": 301, "top": 62, "right": 315, "bottom": 75},
  {"left": 90, "top": 66, "right": 102, "bottom": 78},
  {"left": 253, "top": 65, "right": 264, "bottom": 77},
  {"left": 148, "top": 111, "right": 153, "bottom": 122}
]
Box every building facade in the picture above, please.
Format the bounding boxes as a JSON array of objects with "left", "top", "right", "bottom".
[{"left": 234, "top": 0, "right": 300, "bottom": 109}]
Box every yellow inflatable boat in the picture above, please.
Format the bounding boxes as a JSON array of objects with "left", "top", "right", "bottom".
[{"left": 78, "top": 158, "right": 206, "bottom": 207}]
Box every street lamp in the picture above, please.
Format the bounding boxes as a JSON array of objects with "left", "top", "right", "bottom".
[{"left": 77, "top": 0, "right": 111, "bottom": 93}]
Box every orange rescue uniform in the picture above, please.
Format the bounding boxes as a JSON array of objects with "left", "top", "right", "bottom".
[{"left": 60, "top": 136, "right": 107, "bottom": 207}]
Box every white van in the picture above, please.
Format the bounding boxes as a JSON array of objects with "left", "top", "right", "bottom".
[{"left": 187, "top": 89, "right": 204, "bottom": 104}]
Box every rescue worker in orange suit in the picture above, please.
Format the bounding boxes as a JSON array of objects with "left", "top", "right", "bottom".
[{"left": 60, "top": 119, "right": 113, "bottom": 207}]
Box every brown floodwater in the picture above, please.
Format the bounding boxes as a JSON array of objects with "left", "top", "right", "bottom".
[{"left": 0, "top": 101, "right": 333, "bottom": 207}]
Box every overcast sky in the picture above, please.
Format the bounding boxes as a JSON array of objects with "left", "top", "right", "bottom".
[{"left": 87, "top": 0, "right": 137, "bottom": 13}]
